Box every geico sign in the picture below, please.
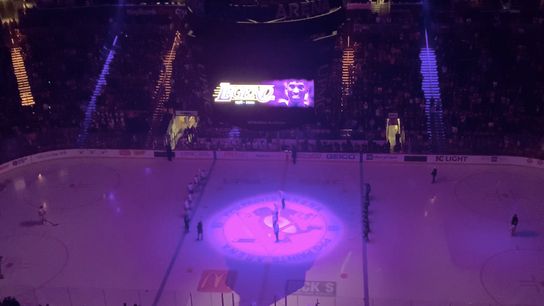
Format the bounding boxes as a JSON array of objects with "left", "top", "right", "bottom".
[
  {"left": 435, "top": 155, "right": 468, "bottom": 162},
  {"left": 326, "top": 153, "right": 357, "bottom": 160}
]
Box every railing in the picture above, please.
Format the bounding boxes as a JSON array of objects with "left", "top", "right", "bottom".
[{"left": 1, "top": 128, "right": 543, "bottom": 164}]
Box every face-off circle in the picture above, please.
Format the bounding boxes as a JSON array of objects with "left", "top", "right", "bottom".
[
  {"left": 0, "top": 234, "right": 69, "bottom": 294},
  {"left": 210, "top": 194, "right": 342, "bottom": 263},
  {"left": 481, "top": 249, "right": 544, "bottom": 306}
]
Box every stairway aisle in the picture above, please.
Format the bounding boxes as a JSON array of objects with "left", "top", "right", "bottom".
[
  {"left": 77, "top": 35, "right": 118, "bottom": 147},
  {"left": 419, "top": 30, "right": 446, "bottom": 153},
  {"left": 147, "top": 31, "right": 182, "bottom": 147},
  {"left": 10, "top": 42, "right": 35, "bottom": 106}
]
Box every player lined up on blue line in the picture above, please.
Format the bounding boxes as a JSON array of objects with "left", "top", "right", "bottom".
[
  {"left": 183, "top": 168, "right": 208, "bottom": 233},
  {"left": 363, "top": 183, "right": 371, "bottom": 241}
]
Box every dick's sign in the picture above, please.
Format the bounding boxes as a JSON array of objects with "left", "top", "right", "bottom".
[{"left": 287, "top": 280, "right": 337, "bottom": 297}]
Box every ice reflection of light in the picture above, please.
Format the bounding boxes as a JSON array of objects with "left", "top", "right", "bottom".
[
  {"left": 104, "top": 191, "right": 122, "bottom": 215},
  {"left": 14, "top": 178, "right": 26, "bottom": 191},
  {"left": 425, "top": 195, "right": 438, "bottom": 217},
  {"left": 209, "top": 193, "right": 343, "bottom": 264}
]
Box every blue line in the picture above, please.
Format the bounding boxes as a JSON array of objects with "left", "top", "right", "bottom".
[
  {"left": 151, "top": 227, "right": 187, "bottom": 306},
  {"left": 363, "top": 237, "right": 370, "bottom": 306},
  {"left": 360, "top": 161, "right": 370, "bottom": 306},
  {"left": 151, "top": 159, "right": 217, "bottom": 306}
]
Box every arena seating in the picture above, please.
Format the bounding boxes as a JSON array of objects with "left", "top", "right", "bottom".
[{"left": 1, "top": 2, "right": 543, "bottom": 162}]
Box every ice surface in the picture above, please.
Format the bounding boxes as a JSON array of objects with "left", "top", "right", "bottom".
[{"left": 0, "top": 157, "right": 542, "bottom": 306}]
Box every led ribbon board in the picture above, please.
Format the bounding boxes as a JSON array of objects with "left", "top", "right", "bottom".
[
  {"left": 190, "top": 0, "right": 343, "bottom": 23},
  {"left": 213, "top": 79, "right": 314, "bottom": 107}
]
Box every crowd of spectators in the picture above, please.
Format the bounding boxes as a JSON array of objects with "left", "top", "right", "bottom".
[
  {"left": 19, "top": 8, "right": 110, "bottom": 131},
  {"left": 174, "top": 126, "right": 389, "bottom": 153},
  {"left": 0, "top": 9, "right": 113, "bottom": 161},
  {"left": 1, "top": 3, "right": 544, "bottom": 163},
  {"left": 0, "top": 28, "right": 21, "bottom": 141},
  {"left": 340, "top": 7, "right": 427, "bottom": 142},
  {"left": 0, "top": 297, "right": 21, "bottom": 306},
  {"left": 0, "top": 6, "right": 182, "bottom": 161},
  {"left": 169, "top": 42, "right": 214, "bottom": 128},
  {"left": 432, "top": 8, "right": 544, "bottom": 158},
  {"left": 92, "top": 13, "right": 177, "bottom": 138}
]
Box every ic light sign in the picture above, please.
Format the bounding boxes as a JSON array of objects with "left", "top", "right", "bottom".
[{"left": 213, "top": 79, "right": 314, "bottom": 108}]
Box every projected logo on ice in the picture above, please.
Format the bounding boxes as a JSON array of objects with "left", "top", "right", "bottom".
[
  {"left": 210, "top": 194, "right": 341, "bottom": 263},
  {"left": 213, "top": 79, "right": 314, "bottom": 107}
]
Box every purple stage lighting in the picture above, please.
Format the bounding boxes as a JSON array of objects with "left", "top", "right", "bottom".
[{"left": 209, "top": 193, "right": 342, "bottom": 263}]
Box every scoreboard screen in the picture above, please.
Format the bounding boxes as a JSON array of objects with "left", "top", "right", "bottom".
[{"left": 213, "top": 79, "right": 314, "bottom": 108}]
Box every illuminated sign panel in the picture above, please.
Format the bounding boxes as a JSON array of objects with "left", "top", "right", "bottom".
[
  {"left": 214, "top": 83, "right": 275, "bottom": 104},
  {"left": 276, "top": 0, "right": 331, "bottom": 21},
  {"left": 214, "top": 79, "right": 314, "bottom": 107}
]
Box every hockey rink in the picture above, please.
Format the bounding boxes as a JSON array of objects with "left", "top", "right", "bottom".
[{"left": 0, "top": 155, "right": 543, "bottom": 306}]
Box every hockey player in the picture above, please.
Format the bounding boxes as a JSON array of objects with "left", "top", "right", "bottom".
[
  {"left": 279, "top": 190, "right": 286, "bottom": 209},
  {"left": 38, "top": 204, "right": 47, "bottom": 225},
  {"left": 194, "top": 174, "right": 200, "bottom": 186},
  {"left": 184, "top": 213, "right": 190, "bottom": 233},
  {"left": 197, "top": 221, "right": 203, "bottom": 240},
  {"left": 199, "top": 169, "right": 207, "bottom": 181},
  {"left": 184, "top": 198, "right": 191, "bottom": 214},
  {"left": 431, "top": 168, "right": 438, "bottom": 183},
  {"left": 273, "top": 220, "right": 280, "bottom": 242},
  {"left": 511, "top": 214, "right": 519, "bottom": 236},
  {"left": 273, "top": 203, "right": 279, "bottom": 223}
]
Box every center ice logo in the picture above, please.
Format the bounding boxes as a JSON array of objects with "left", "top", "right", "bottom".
[{"left": 210, "top": 194, "right": 341, "bottom": 263}]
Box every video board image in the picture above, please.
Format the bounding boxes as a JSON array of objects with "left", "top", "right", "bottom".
[{"left": 213, "top": 79, "right": 314, "bottom": 108}]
